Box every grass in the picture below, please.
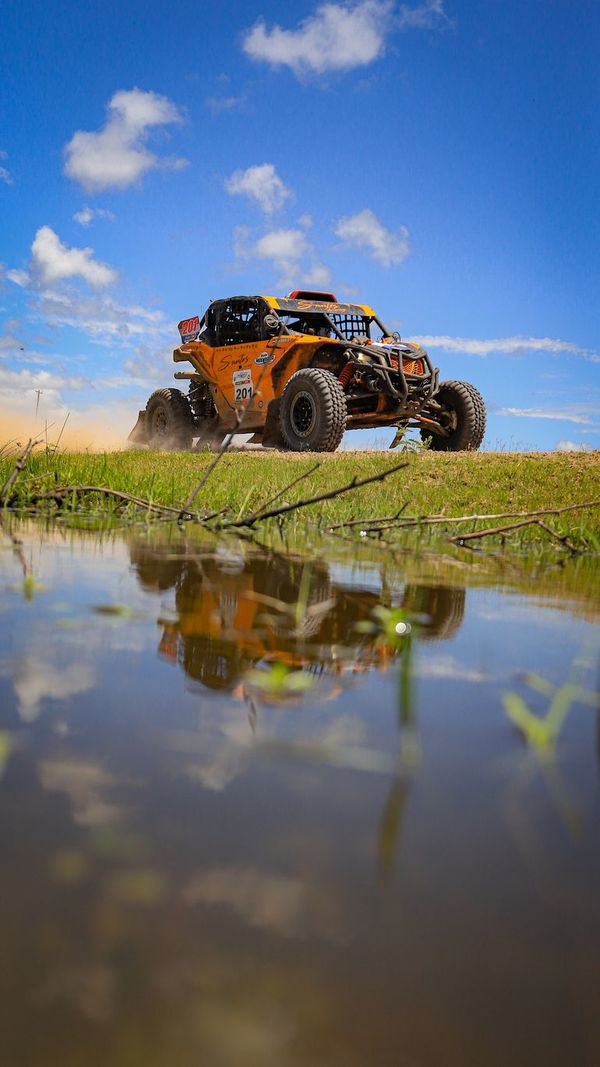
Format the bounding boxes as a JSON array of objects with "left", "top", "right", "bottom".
[{"left": 1, "top": 447, "right": 599, "bottom": 547}]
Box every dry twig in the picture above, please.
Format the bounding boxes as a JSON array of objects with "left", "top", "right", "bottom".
[
  {"left": 449, "top": 517, "right": 580, "bottom": 553},
  {"left": 0, "top": 515, "right": 29, "bottom": 576},
  {"left": 219, "top": 462, "right": 409, "bottom": 529},
  {"left": 178, "top": 368, "right": 268, "bottom": 521},
  {"left": 390, "top": 499, "right": 600, "bottom": 528},
  {"left": 32, "top": 484, "right": 216, "bottom": 521},
  {"left": 243, "top": 462, "right": 321, "bottom": 522},
  {"left": 53, "top": 412, "right": 71, "bottom": 452},
  {"left": 0, "top": 438, "right": 42, "bottom": 506},
  {"left": 0, "top": 439, "right": 21, "bottom": 460},
  {"left": 328, "top": 504, "right": 408, "bottom": 531}
]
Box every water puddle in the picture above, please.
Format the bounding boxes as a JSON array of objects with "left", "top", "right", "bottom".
[{"left": 1, "top": 523, "right": 599, "bottom": 1065}]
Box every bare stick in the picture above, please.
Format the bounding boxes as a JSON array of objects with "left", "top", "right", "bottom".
[
  {"left": 219, "top": 461, "right": 409, "bottom": 529},
  {"left": 53, "top": 411, "right": 71, "bottom": 452},
  {"left": 178, "top": 427, "right": 238, "bottom": 520},
  {"left": 246, "top": 462, "right": 321, "bottom": 519},
  {"left": 0, "top": 438, "right": 21, "bottom": 459},
  {"left": 32, "top": 484, "right": 211, "bottom": 520},
  {"left": 0, "top": 438, "right": 42, "bottom": 506},
  {"left": 530, "top": 520, "right": 579, "bottom": 554},
  {"left": 0, "top": 514, "right": 29, "bottom": 576},
  {"left": 328, "top": 503, "right": 409, "bottom": 530},
  {"left": 449, "top": 517, "right": 580, "bottom": 552},
  {"left": 391, "top": 499, "right": 600, "bottom": 529},
  {"left": 178, "top": 367, "right": 268, "bottom": 521}
]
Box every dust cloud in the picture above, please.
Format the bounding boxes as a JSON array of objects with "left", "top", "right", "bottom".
[{"left": 0, "top": 404, "right": 137, "bottom": 452}]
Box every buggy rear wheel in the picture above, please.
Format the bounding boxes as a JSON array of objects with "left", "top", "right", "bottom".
[
  {"left": 421, "top": 380, "right": 486, "bottom": 452},
  {"left": 146, "top": 388, "right": 194, "bottom": 450},
  {"left": 280, "top": 368, "right": 347, "bottom": 452}
]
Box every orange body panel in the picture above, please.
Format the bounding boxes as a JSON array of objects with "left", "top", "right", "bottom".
[{"left": 176, "top": 334, "right": 342, "bottom": 430}]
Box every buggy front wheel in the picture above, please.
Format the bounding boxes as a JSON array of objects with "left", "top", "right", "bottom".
[
  {"left": 421, "top": 380, "right": 486, "bottom": 451},
  {"left": 280, "top": 368, "right": 347, "bottom": 452}
]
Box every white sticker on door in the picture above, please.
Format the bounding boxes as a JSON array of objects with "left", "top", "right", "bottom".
[{"left": 232, "top": 368, "right": 253, "bottom": 403}]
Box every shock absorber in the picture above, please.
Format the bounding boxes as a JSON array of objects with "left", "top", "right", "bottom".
[{"left": 338, "top": 362, "right": 354, "bottom": 390}]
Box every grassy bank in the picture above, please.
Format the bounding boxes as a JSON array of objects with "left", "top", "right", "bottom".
[{"left": 1, "top": 448, "right": 599, "bottom": 547}]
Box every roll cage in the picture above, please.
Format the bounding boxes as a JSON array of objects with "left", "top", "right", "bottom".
[
  {"left": 275, "top": 308, "right": 396, "bottom": 343},
  {"left": 195, "top": 295, "right": 398, "bottom": 349}
]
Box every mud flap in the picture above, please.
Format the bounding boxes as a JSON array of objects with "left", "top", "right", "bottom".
[{"left": 128, "top": 411, "right": 148, "bottom": 445}]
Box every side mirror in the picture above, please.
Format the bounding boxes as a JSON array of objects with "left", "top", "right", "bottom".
[{"left": 264, "top": 313, "right": 281, "bottom": 335}]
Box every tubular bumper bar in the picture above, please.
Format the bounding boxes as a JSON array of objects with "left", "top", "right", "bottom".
[{"left": 345, "top": 343, "right": 438, "bottom": 405}]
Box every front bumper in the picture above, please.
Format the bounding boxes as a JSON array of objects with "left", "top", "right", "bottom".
[{"left": 346, "top": 342, "right": 438, "bottom": 408}]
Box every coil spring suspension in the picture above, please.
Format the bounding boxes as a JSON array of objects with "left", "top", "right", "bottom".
[{"left": 338, "top": 362, "right": 354, "bottom": 390}]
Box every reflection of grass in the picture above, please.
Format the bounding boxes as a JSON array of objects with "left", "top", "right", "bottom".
[
  {"left": 367, "top": 605, "right": 419, "bottom": 880},
  {"left": 503, "top": 644, "right": 598, "bottom": 760},
  {"left": 92, "top": 603, "right": 145, "bottom": 619},
  {"left": 501, "top": 647, "right": 599, "bottom": 840},
  {"left": 245, "top": 662, "right": 315, "bottom": 699},
  {"left": 0, "top": 732, "right": 12, "bottom": 779},
  {"left": 9, "top": 574, "right": 46, "bottom": 600}
]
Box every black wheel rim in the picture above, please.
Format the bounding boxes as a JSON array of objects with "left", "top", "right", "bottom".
[
  {"left": 439, "top": 403, "right": 458, "bottom": 433},
  {"left": 290, "top": 391, "right": 316, "bottom": 438}
]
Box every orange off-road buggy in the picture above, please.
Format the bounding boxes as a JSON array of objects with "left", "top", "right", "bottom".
[{"left": 129, "top": 290, "right": 486, "bottom": 452}]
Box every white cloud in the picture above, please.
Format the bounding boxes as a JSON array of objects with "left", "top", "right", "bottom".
[
  {"left": 243, "top": 1, "right": 393, "bottom": 77},
  {"left": 206, "top": 95, "right": 244, "bottom": 115},
  {"left": 6, "top": 268, "right": 30, "bottom": 287},
  {"left": 397, "top": 0, "right": 448, "bottom": 29},
  {"left": 0, "top": 148, "right": 14, "bottom": 184},
  {"left": 31, "top": 226, "right": 117, "bottom": 288},
  {"left": 412, "top": 335, "right": 591, "bottom": 358},
  {"left": 255, "top": 227, "right": 309, "bottom": 264},
  {"left": 0, "top": 365, "right": 87, "bottom": 396},
  {"left": 64, "top": 88, "right": 188, "bottom": 193},
  {"left": 496, "top": 406, "right": 594, "bottom": 425},
  {"left": 31, "top": 288, "right": 170, "bottom": 345},
  {"left": 242, "top": 1, "right": 447, "bottom": 78},
  {"left": 73, "top": 206, "right": 116, "bottom": 227},
  {"left": 0, "top": 328, "right": 23, "bottom": 354},
  {"left": 225, "top": 162, "right": 292, "bottom": 214},
  {"left": 415, "top": 654, "right": 490, "bottom": 683},
  {"left": 12, "top": 657, "right": 95, "bottom": 722},
  {"left": 334, "top": 208, "right": 410, "bottom": 267},
  {"left": 555, "top": 440, "right": 594, "bottom": 452},
  {"left": 39, "top": 757, "right": 122, "bottom": 826},
  {"left": 122, "top": 343, "right": 174, "bottom": 382},
  {"left": 237, "top": 226, "right": 332, "bottom": 288}
]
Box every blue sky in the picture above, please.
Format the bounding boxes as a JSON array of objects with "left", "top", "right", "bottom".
[{"left": 1, "top": 0, "right": 599, "bottom": 450}]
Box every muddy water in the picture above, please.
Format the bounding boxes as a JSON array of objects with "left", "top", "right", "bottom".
[{"left": 1, "top": 525, "right": 599, "bottom": 1067}]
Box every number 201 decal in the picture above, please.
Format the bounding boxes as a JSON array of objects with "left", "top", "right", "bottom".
[{"left": 232, "top": 368, "right": 253, "bottom": 403}]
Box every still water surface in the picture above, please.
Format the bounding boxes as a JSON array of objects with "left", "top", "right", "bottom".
[{"left": 1, "top": 524, "right": 599, "bottom": 1066}]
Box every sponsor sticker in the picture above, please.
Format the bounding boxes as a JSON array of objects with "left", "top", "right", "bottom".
[
  {"left": 232, "top": 368, "right": 253, "bottom": 403},
  {"left": 255, "top": 350, "right": 275, "bottom": 366}
]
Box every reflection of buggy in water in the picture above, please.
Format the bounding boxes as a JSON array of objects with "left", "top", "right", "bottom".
[
  {"left": 129, "top": 544, "right": 466, "bottom": 692},
  {"left": 407, "top": 584, "right": 465, "bottom": 642}
]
